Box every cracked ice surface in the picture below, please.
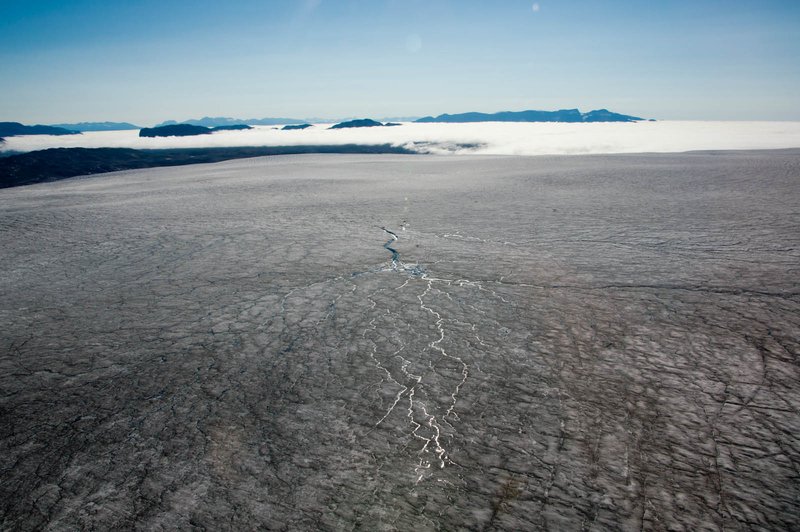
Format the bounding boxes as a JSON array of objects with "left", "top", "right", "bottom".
[{"left": 1, "top": 151, "right": 799, "bottom": 530}]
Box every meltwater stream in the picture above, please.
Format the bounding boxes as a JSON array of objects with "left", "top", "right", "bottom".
[
  {"left": 372, "top": 226, "right": 474, "bottom": 480},
  {"left": 380, "top": 226, "right": 425, "bottom": 277},
  {"left": 381, "top": 227, "right": 400, "bottom": 268}
]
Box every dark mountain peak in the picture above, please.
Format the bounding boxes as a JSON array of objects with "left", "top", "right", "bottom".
[
  {"left": 139, "top": 124, "right": 253, "bottom": 137},
  {"left": 139, "top": 124, "right": 213, "bottom": 137},
  {"left": 210, "top": 125, "right": 253, "bottom": 131},
  {"left": 282, "top": 124, "right": 313, "bottom": 130},
  {"left": 415, "top": 108, "right": 647, "bottom": 123},
  {"left": 329, "top": 119, "right": 385, "bottom": 129},
  {"left": 0, "top": 122, "right": 79, "bottom": 137},
  {"left": 581, "top": 109, "right": 643, "bottom": 122}
]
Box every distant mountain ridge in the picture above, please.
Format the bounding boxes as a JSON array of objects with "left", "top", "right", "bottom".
[
  {"left": 49, "top": 122, "right": 140, "bottom": 132},
  {"left": 156, "top": 116, "right": 313, "bottom": 127},
  {"left": 415, "top": 108, "right": 646, "bottom": 123},
  {"left": 156, "top": 116, "right": 422, "bottom": 127},
  {"left": 0, "top": 122, "right": 79, "bottom": 137}
]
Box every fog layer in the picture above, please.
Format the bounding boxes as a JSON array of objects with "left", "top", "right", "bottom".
[{"left": 3, "top": 121, "right": 800, "bottom": 155}]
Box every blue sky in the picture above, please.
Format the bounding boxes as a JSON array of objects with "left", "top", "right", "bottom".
[{"left": 1, "top": 0, "right": 799, "bottom": 124}]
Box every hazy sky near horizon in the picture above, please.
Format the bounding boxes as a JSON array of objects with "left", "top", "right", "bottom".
[{"left": 1, "top": 0, "right": 799, "bottom": 125}]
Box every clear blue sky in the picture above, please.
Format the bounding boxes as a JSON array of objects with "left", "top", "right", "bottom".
[{"left": 1, "top": 0, "right": 799, "bottom": 125}]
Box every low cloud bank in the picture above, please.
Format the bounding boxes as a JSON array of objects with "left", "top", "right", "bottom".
[{"left": 3, "top": 121, "right": 800, "bottom": 156}]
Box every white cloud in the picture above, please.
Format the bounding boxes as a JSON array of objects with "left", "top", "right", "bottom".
[
  {"left": 3, "top": 121, "right": 800, "bottom": 157},
  {"left": 532, "top": 3, "right": 540, "bottom": 12}
]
